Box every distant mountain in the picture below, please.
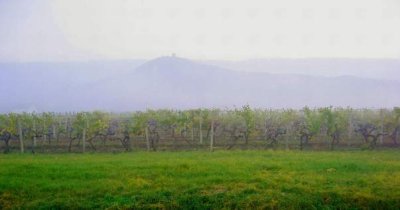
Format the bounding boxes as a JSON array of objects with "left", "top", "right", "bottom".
[
  {"left": 0, "top": 60, "right": 146, "bottom": 112},
  {"left": 203, "top": 58, "right": 400, "bottom": 81},
  {"left": 0, "top": 57, "right": 399, "bottom": 112}
]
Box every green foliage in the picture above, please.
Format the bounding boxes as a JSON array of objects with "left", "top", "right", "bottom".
[
  {"left": 235, "top": 105, "right": 255, "bottom": 141},
  {"left": 319, "top": 107, "right": 348, "bottom": 136},
  {"left": 281, "top": 109, "right": 298, "bottom": 125},
  {"left": 394, "top": 107, "right": 400, "bottom": 121},
  {"left": 176, "top": 111, "right": 190, "bottom": 130},
  {"left": 41, "top": 112, "right": 55, "bottom": 132},
  {"left": 303, "top": 107, "right": 322, "bottom": 136},
  {"left": 1, "top": 107, "right": 400, "bottom": 151},
  {"left": 0, "top": 113, "right": 18, "bottom": 135},
  {"left": 86, "top": 111, "right": 109, "bottom": 137},
  {"left": 130, "top": 111, "right": 149, "bottom": 135},
  {"left": 220, "top": 110, "right": 246, "bottom": 130},
  {"left": 382, "top": 108, "right": 400, "bottom": 133},
  {"left": 237, "top": 105, "right": 255, "bottom": 130},
  {"left": 70, "top": 112, "right": 86, "bottom": 138}
]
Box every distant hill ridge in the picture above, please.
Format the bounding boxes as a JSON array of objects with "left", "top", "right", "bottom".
[{"left": 1, "top": 56, "right": 399, "bottom": 112}]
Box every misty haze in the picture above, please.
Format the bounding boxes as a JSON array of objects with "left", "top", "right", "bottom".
[
  {"left": 1, "top": 56, "right": 400, "bottom": 112},
  {"left": 1, "top": 0, "right": 400, "bottom": 209}
]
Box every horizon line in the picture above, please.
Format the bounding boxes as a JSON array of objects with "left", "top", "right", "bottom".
[{"left": 1, "top": 56, "right": 400, "bottom": 64}]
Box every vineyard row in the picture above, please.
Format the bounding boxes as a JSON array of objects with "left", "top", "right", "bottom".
[{"left": 1, "top": 106, "right": 399, "bottom": 153}]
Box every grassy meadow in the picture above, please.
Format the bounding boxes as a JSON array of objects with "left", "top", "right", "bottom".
[{"left": 0, "top": 150, "right": 400, "bottom": 209}]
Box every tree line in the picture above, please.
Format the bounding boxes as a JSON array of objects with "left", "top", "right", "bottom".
[{"left": 0, "top": 106, "right": 399, "bottom": 153}]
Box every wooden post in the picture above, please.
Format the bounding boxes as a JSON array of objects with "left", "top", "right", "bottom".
[
  {"left": 33, "top": 118, "right": 37, "bottom": 148},
  {"left": 52, "top": 124, "right": 56, "bottom": 144},
  {"left": 285, "top": 125, "right": 290, "bottom": 150},
  {"left": 82, "top": 128, "right": 86, "bottom": 153},
  {"left": 183, "top": 123, "right": 187, "bottom": 137},
  {"left": 171, "top": 126, "right": 177, "bottom": 150},
  {"left": 145, "top": 126, "right": 150, "bottom": 151},
  {"left": 397, "top": 116, "right": 400, "bottom": 144},
  {"left": 347, "top": 112, "right": 353, "bottom": 146},
  {"left": 379, "top": 109, "right": 384, "bottom": 145},
  {"left": 82, "top": 115, "right": 87, "bottom": 153},
  {"left": 65, "top": 117, "right": 68, "bottom": 132},
  {"left": 58, "top": 117, "right": 64, "bottom": 144},
  {"left": 191, "top": 126, "right": 194, "bottom": 142},
  {"left": 43, "top": 120, "right": 47, "bottom": 144},
  {"left": 199, "top": 117, "right": 203, "bottom": 144},
  {"left": 210, "top": 120, "right": 214, "bottom": 152},
  {"left": 18, "top": 118, "right": 24, "bottom": 153}
]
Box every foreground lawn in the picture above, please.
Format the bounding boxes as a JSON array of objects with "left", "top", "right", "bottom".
[{"left": 0, "top": 150, "right": 400, "bottom": 209}]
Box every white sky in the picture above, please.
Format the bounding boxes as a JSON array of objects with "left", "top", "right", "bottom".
[{"left": 0, "top": 0, "right": 400, "bottom": 61}]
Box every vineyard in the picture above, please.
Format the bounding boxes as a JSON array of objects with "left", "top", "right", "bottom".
[
  {"left": 1, "top": 106, "right": 400, "bottom": 153},
  {"left": 1, "top": 107, "right": 400, "bottom": 209}
]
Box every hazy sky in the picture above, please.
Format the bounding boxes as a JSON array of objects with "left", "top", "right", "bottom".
[{"left": 1, "top": 0, "right": 400, "bottom": 61}]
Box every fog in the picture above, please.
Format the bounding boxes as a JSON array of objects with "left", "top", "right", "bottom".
[
  {"left": 1, "top": 56, "right": 399, "bottom": 113},
  {"left": 1, "top": 0, "right": 399, "bottom": 112},
  {"left": 1, "top": 0, "right": 399, "bottom": 61}
]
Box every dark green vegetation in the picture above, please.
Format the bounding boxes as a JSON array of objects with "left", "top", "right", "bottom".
[
  {"left": 1, "top": 107, "right": 400, "bottom": 153},
  {"left": 1, "top": 151, "right": 399, "bottom": 209}
]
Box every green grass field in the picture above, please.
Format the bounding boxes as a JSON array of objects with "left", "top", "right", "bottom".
[{"left": 1, "top": 150, "right": 400, "bottom": 209}]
